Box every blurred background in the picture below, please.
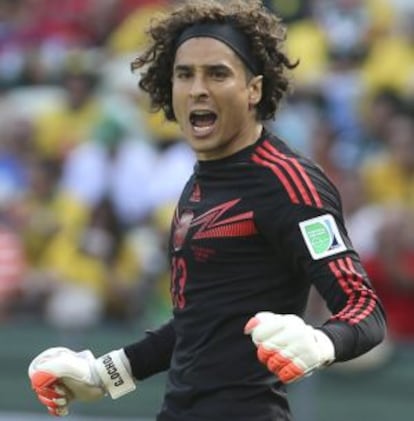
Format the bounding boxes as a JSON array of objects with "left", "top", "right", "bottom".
[{"left": 0, "top": 0, "right": 412, "bottom": 420}]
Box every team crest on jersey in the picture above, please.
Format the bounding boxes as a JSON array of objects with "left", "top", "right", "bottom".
[
  {"left": 173, "top": 210, "right": 194, "bottom": 251},
  {"left": 299, "top": 214, "right": 346, "bottom": 260},
  {"left": 190, "top": 183, "right": 201, "bottom": 202}
]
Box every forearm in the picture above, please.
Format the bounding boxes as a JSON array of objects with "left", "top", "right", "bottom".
[
  {"left": 311, "top": 253, "right": 387, "bottom": 362},
  {"left": 124, "top": 319, "right": 176, "bottom": 380},
  {"left": 320, "top": 303, "right": 386, "bottom": 362}
]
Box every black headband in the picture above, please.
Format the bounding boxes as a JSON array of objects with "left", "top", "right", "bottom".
[{"left": 175, "top": 23, "right": 261, "bottom": 75}]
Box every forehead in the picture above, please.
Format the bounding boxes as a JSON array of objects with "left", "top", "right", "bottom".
[{"left": 174, "top": 37, "right": 244, "bottom": 68}]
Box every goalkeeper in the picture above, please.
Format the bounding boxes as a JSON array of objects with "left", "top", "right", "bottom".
[{"left": 28, "top": 1, "right": 386, "bottom": 420}]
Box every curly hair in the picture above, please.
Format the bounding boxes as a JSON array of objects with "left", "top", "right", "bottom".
[{"left": 131, "top": 0, "right": 298, "bottom": 121}]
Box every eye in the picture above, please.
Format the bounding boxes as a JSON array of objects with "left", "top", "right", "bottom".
[
  {"left": 175, "top": 71, "right": 192, "bottom": 80},
  {"left": 209, "top": 68, "right": 228, "bottom": 79}
]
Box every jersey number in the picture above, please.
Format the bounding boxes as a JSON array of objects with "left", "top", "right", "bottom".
[{"left": 171, "top": 256, "right": 187, "bottom": 309}]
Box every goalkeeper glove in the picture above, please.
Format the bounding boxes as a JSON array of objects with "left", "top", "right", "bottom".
[
  {"left": 28, "top": 347, "right": 136, "bottom": 416},
  {"left": 244, "top": 312, "right": 335, "bottom": 383}
]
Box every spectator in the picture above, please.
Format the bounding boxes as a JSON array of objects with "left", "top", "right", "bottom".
[
  {"left": 32, "top": 59, "right": 104, "bottom": 163},
  {"left": 357, "top": 88, "right": 405, "bottom": 161},
  {"left": 363, "top": 206, "right": 414, "bottom": 341},
  {"left": 361, "top": 6, "right": 414, "bottom": 96},
  {"left": 60, "top": 115, "right": 160, "bottom": 226},
  {"left": 361, "top": 110, "right": 414, "bottom": 208},
  {"left": 26, "top": 196, "right": 142, "bottom": 330},
  {"left": 0, "top": 206, "right": 26, "bottom": 321}
]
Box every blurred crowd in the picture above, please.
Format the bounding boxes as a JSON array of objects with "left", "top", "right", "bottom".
[{"left": 0, "top": 0, "right": 413, "bottom": 350}]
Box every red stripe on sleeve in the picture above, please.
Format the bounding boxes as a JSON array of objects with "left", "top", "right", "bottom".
[
  {"left": 262, "top": 140, "right": 323, "bottom": 208},
  {"left": 328, "top": 258, "right": 377, "bottom": 325},
  {"left": 252, "top": 153, "right": 300, "bottom": 204},
  {"left": 336, "top": 258, "right": 368, "bottom": 324},
  {"left": 255, "top": 146, "right": 313, "bottom": 206},
  {"left": 328, "top": 259, "right": 356, "bottom": 320},
  {"left": 343, "top": 257, "right": 377, "bottom": 324}
]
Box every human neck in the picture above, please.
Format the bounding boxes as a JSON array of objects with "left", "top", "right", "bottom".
[{"left": 196, "top": 122, "right": 263, "bottom": 161}]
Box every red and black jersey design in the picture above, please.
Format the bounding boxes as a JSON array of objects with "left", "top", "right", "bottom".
[
  {"left": 125, "top": 129, "right": 385, "bottom": 421},
  {"left": 252, "top": 139, "right": 323, "bottom": 208}
]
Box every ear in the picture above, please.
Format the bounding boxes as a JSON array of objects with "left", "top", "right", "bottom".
[{"left": 248, "top": 75, "right": 263, "bottom": 107}]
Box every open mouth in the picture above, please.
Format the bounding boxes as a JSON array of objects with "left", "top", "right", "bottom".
[{"left": 189, "top": 110, "right": 218, "bottom": 137}]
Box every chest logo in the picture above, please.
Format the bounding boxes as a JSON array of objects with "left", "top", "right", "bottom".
[
  {"left": 190, "top": 183, "right": 201, "bottom": 202},
  {"left": 174, "top": 198, "right": 257, "bottom": 244},
  {"left": 173, "top": 210, "right": 194, "bottom": 251},
  {"left": 192, "top": 198, "right": 256, "bottom": 240}
]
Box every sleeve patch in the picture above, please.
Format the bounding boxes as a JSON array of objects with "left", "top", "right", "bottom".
[{"left": 299, "top": 214, "right": 347, "bottom": 260}]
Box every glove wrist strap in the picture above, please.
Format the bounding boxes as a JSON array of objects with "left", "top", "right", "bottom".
[
  {"left": 314, "top": 329, "right": 335, "bottom": 365},
  {"left": 95, "top": 349, "right": 136, "bottom": 399}
]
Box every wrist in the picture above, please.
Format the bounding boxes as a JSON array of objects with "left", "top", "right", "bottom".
[
  {"left": 314, "top": 329, "right": 335, "bottom": 365},
  {"left": 95, "top": 349, "right": 136, "bottom": 399}
]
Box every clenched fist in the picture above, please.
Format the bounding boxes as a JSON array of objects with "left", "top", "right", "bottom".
[{"left": 244, "top": 312, "right": 335, "bottom": 383}]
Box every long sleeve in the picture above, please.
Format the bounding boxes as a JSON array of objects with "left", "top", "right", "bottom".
[
  {"left": 317, "top": 255, "right": 386, "bottom": 361},
  {"left": 123, "top": 319, "right": 176, "bottom": 380},
  {"left": 253, "top": 137, "right": 386, "bottom": 362}
]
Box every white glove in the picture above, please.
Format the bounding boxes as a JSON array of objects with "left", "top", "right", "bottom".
[
  {"left": 244, "top": 312, "right": 335, "bottom": 383},
  {"left": 28, "top": 347, "right": 136, "bottom": 416}
]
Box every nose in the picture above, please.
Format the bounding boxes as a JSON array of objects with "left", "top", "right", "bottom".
[{"left": 189, "top": 74, "right": 208, "bottom": 100}]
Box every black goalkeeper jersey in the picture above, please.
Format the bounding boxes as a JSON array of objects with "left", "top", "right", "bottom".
[{"left": 125, "top": 129, "right": 385, "bottom": 421}]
